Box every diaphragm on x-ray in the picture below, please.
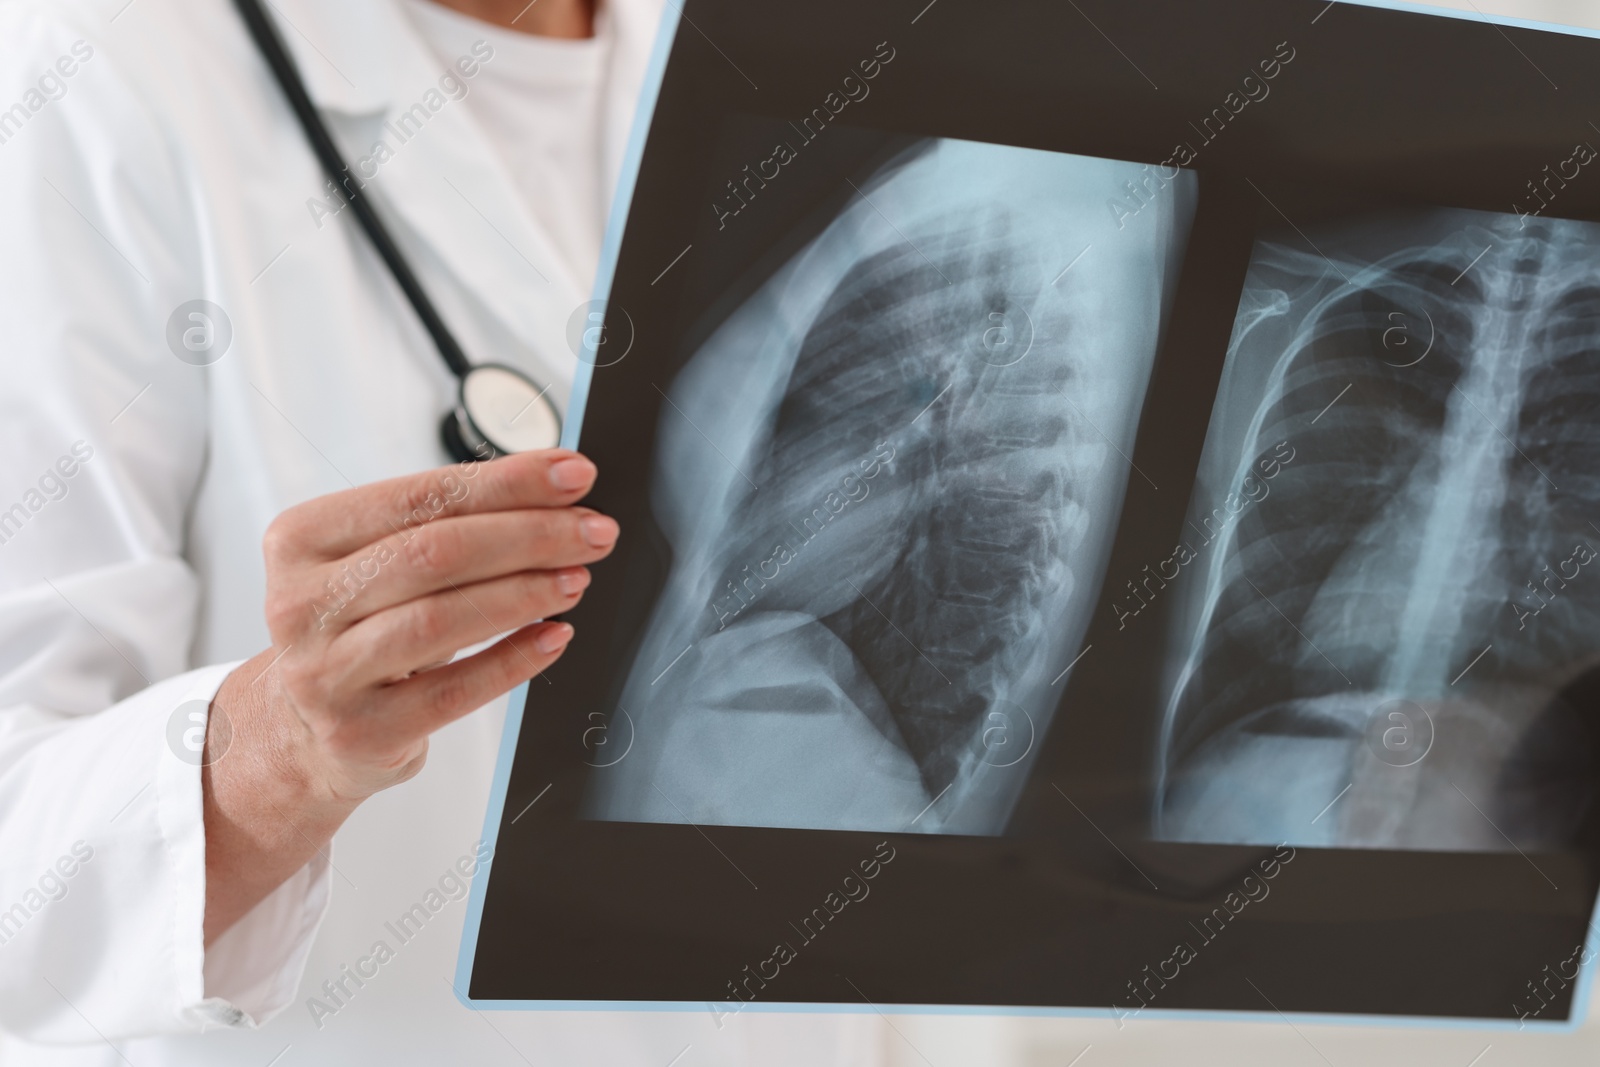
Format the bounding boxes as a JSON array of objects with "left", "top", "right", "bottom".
[
  {"left": 1157, "top": 207, "right": 1600, "bottom": 851},
  {"left": 585, "top": 138, "right": 1196, "bottom": 834}
]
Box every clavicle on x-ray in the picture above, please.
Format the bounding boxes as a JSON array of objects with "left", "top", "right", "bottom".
[
  {"left": 1158, "top": 207, "right": 1600, "bottom": 851},
  {"left": 585, "top": 139, "right": 1196, "bottom": 834}
]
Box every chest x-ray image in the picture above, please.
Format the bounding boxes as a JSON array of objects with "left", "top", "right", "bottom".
[
  {"left": 1157, "top": 207, "right": 1600, "bottom": 851},
  {"left": 585, "top": 138, "right": 1196, "bottom": 834}
]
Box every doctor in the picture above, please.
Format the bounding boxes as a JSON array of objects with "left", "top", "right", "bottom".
[{"left": 0, "top": 0, "right": 886, "bottom": 1063}]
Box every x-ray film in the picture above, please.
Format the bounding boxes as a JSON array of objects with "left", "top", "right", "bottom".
[{"left": 461, "top": 0, "right": 1600, "bottom": 1026}]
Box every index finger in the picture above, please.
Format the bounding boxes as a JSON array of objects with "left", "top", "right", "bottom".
[{"left": 267, "top": 449, "right": 599, "bottom": 562}]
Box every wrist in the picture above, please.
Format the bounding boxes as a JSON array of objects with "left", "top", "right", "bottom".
[
  {"left": 210, "top": 650, "right": 362, "bottom": 832},
  {"left": 203, "top": 649, "right": 357, "bottom": 944}
]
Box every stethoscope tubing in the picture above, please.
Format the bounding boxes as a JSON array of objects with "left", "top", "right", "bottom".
[{"left": 233, "top": 0, "right": 475, "bottom": 380}]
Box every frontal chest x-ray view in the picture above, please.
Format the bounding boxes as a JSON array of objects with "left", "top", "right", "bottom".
[
  {"left": 1157, "top": 207, "right": 1600, "bottom": 852},
  {"left": 584, "top": 138, "right": 1197, "bottom": 835}
]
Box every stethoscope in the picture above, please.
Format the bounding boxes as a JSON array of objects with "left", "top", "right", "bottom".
[{"left": 233, "top": 0, "right": 563, "bottom": 462}]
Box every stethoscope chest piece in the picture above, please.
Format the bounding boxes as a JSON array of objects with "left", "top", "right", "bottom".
[{"left": 442, "top": 363, "right": 562, "bottom": 462}]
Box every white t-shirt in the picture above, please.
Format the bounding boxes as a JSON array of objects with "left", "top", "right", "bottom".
[{"left": 405, "top": 0, "right": 610, "bottom": 290}]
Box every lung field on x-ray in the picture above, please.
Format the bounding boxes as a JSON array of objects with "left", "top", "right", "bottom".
[
  {"left": 1159, "top": 210, "right": 1600, "bottom": 850},
  {"left": 716, "top": 229, "right": 1082, "bottom": 797},
  {"left": 586, "top": 138, "right": 1194, "bottom": 835}
]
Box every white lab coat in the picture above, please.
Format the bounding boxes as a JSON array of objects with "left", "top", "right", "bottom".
[
  {"left": 6, "top": 0, "right": 1600, "bottom": 1064},
  {"left": 0, "top": 0, "right": 885, "bottom": 1062}
]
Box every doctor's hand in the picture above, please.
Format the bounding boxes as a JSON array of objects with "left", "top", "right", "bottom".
[{"left": 202, "top": 449, "right": 618, "bottom": 943}]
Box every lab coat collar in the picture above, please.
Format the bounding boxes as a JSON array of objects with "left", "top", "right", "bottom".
[{"left": 262, "top": 0, "right": 663, "bottom": 374}]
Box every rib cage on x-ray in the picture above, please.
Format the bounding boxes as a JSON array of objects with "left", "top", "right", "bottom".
[
  {"left": 1159, "top": 209, "right": 1600, "bottom": 850},
  {"left": 718, "top": 237, "right": 1067, "bottom": 796},
  {"left": 586, "top": 139, "right": 1195, "bottom": 835}
]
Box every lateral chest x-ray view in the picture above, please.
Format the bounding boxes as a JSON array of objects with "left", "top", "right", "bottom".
[{"left": 585, "top": 138, "right": 1196, "bottom": 834}]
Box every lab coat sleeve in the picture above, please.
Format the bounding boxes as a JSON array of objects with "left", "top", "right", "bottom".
[{"left": 0, "top": 6, "right": 331, "bottom": 1040}]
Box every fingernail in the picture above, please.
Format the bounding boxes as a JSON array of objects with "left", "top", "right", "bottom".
[
  {"left": 556, "top": 568, "right": 590, "bottom": 596},
  {"left": 548, "top": 456, "right": 596, "bottom": 491},
  {"left": 536, "top": 623, "right": 574, "bottom": 655},
  {"left": 581, "top": 515, "right": 619, "bottom": 547}
]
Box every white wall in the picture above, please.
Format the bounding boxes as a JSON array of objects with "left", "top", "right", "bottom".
[{"left": 1401, "top": 0, "right": 1599, "bottom": 28}]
